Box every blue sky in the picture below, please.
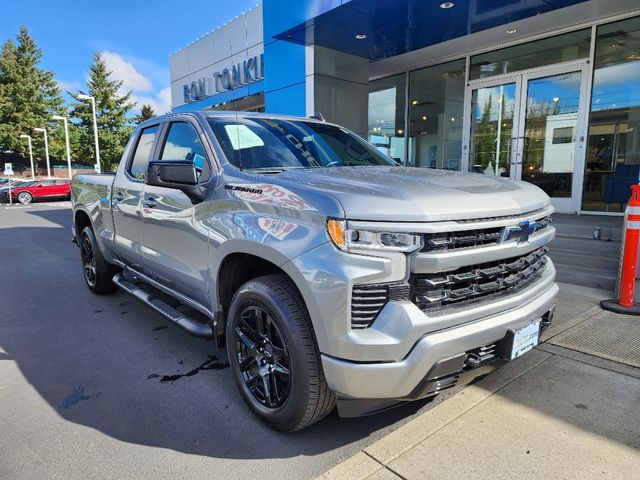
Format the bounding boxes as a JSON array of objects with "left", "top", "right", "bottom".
[{"left": 0, "top": 0, "right": 261, "bottom": 114}]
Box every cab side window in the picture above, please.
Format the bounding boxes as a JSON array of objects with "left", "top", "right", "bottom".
[
  {"left": 129, "top": 125, "right": 159, "bottom": 180},
  {"left": 160, "top": 122, "right": 208, "bottom": 179},
  {"left": 42, "top": 180, "right": 56, "bottom": 186}
]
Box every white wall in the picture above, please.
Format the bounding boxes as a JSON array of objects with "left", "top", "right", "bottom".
[{"left": 169, "top": 4, "right": 263, "bottom": 108}]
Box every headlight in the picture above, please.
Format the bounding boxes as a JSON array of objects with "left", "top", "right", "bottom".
[{"left": 327, "top": 219, "right": 422, "bottom": 253}]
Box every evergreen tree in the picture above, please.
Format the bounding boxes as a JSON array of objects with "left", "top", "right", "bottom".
[
  {"left": 71, "top": 53, "right": 134, "bottom": 172},
  {"left": 0, "top": 26, "right": 67, "bottom": 163},
  {"left": 135, "top": 104, "right": 155, "bottom": 124}
]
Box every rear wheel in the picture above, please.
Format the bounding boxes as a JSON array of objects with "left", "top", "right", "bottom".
[
  {"left": 17, "top": 192, "right": 32, "bottom": 204},
  {"left": 80, "top": 226, "right": 119, "bottom": 294},
  {"left": 226, "top": 274, "right": 335, "bottom": 431}
]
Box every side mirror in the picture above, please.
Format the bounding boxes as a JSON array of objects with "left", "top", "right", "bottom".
[{"left": 146, "top": 160, "right": 205, "bottom": 203}]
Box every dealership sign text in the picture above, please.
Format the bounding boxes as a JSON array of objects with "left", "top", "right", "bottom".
[{"left": 183, "top": 54, "right": 264, "bottom": 103}]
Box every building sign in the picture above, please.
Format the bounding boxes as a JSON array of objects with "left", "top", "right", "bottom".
[{"left": 183, "top": 54, "right": 264, "bottom": 104}]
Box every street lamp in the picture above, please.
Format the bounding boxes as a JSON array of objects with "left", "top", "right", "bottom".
[
  {"left": 34, "top": 128, "right": 51, "bottom": 178},
  {"left": 19, "top": 134, "right": 35, "bottom": 180},
  {"left": 77, "top": 94, "right": 101, "bottom": 173},
  {"left": 52, "top": 115, "right": 72, "bottom": 179}
]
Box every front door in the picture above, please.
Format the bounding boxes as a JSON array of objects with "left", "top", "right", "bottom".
[{"left": 464, "top": 61, "right": 590, "bottom": 213}]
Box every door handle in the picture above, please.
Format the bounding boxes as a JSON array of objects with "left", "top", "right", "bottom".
[
  {"left": 113, "top": 192, "right": 125, "bottom": 202},
  {"left": 143, "top": 197, "right": 157, "bottom": 209}
]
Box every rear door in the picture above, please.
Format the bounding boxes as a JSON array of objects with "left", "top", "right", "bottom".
[
  {"left": 59, "top": 179, "right": 71, "bottom": 197},
  {"left": 140, "top": 117, "right": 214, "bottom": 306},
  {"left": 111, "top": 123, "right": 160, "bottom": 270},
  {"left": 38, "top": 179, "right": 57, "bottom": 198}
]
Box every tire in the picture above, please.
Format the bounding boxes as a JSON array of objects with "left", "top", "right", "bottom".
[
  {"left": 79, "top": 226, "right": 119, "bottom": 294},
  {"left": 17, "top": 192, "right": 32, "bottom": 204},
  {"left": 226, "top": 274, "right": 335, "bottom": 431}
]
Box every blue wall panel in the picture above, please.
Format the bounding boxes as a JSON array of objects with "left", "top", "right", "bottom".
[
  {"left": 264, "top": 82, "right": 307, "bottom": 117},
  {"left": 263, "top": 0, "right": 345, "bottom": 115}
]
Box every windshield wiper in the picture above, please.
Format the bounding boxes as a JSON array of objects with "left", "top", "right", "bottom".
[{"left": 244, "top": 166, "right": 308, "bottom": 174}]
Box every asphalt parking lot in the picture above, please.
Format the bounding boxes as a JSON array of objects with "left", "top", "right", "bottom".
[{"left": 0, "top": 202, "right": 463, "bottom": 480}]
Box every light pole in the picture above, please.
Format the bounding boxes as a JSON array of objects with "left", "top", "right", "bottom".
[
  {"left": 19, "top": 134, "right": 35, "bottom": 180},
  {"left": 52, "top": 115, "right": 72, "bottom": 179},
  {"left": 34, "top": 127, "right": 51, "bottom": 178},
  {"left": 77, "top": 94, "right": 101, "bottom": 173}
]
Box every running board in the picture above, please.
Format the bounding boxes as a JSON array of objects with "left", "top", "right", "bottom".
[{"left": 112, "top": 273, "right": 213, "bottom": 338}]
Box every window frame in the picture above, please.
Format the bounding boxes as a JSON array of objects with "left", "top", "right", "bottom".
[{"left": 125, "top": 123, "right": 162, "bottom": 182}]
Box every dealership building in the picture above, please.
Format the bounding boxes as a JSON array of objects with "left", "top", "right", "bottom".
[{"left": 170, "top": 0, "right": 640, "bottom": 215}]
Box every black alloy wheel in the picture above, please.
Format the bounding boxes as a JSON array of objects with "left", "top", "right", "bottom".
[
  {"left": 234, "top": 305, "right": 291, "bottom": 408},
  {"left": 78, "top": 226, "right": 119, "bottom": 294},
  {"left": 81, "top": 231, "right": 97, "bottom": 288},
  {"left": 226, "top": 274, "right": 335, "bottom": 431}
]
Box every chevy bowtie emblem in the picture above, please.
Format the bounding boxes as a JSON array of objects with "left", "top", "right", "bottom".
[{"left": 500, "top": 220, "right": 537, "bottom": 244}]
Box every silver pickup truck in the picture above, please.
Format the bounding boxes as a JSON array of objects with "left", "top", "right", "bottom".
[{"left": 72, "top": 111, "right": 557, "bottom": 431}]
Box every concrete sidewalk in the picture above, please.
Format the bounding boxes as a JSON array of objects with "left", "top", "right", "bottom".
[{"left": 318, "top": 284, "right": 640, "bottom": 479}]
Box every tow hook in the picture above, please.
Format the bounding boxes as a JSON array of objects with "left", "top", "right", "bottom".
[{"left": 464, "top": 353, "right": 482, "bottom": 368}]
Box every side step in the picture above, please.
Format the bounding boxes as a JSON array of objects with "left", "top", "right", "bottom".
[{"left": 112, "top": 273, "right": 213, "bottom": 338}]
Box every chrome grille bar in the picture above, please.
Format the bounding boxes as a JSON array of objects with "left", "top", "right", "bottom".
[{"left": 412, "top": 247, "right": 549, "bottom": 313}]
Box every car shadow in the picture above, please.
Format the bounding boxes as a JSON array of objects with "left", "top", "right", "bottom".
[{"left": 0, "top": 205, "right": 432, "bottom": 462}]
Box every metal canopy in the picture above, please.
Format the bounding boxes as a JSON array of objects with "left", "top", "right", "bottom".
[{"left": 274, "top": 0, "right": 588, "bottom": 61}]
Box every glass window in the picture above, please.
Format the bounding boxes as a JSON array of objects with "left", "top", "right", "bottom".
[
  {"left": 129, "top": 125, "right": 158, "bottom": 180},
  {"left": 367, "top": 74, "right": 406, "bottom": 164},
  {"left": 161, "top": 122, "right": 207, "bottom": 167},
  {"left": 41, "top": 180, "right": 56, "bottom": 186},
  {"left": 552, "top": 127, "right": 575, "bottom": 144},
  {"left": 583, "top": 16, "right": 640, "bottom": 212},
  {"left": 408, "top": 59, "right": 466, "bottom": 170},
  {"left": 470, "top": 29, "right": 591, "bottom": 80},
  {"left": 207, "top": 117, "right": 395, "bottom": 171},
  {"left": 520, "top": 71, "right": 582, "bottom": 198}
]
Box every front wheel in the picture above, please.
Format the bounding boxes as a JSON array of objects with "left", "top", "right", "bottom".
[
  {"left": 79, "top": 226, "right": 119, "bottom": 294},
  {"left": 17, "top": 192, "right": 32, "bottom": 204},
  {"left": 226, "top": 274, "right": 335, "bottom": 431}
]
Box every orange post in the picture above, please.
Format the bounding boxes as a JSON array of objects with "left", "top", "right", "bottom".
[{"left": 601, "top": 184, "right": 640, "bottom": 315}]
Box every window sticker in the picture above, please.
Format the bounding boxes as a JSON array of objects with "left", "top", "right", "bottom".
[{"left": 225, "top": 124, "right": 264, "bottom": 150}]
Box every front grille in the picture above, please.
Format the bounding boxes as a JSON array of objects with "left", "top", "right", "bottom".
[
  {"left": 411, "top": 247, "right": 548, "bottom": 313},
  {"left": 351, "top": 282, "right": 410, "bottom": 329},
  {"left": 421, "top": 216, "right": 552, "bottom": 252},
  {"left": 423, "top": 227, "right": 502, "bottom": 251}
]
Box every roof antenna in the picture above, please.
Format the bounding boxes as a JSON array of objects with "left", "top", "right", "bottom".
[{"left": 309, "top": 112, "right": 325, "bottom": 121}]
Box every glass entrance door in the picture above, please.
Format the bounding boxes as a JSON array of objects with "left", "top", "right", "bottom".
[
  {"left": 469, "top": 82, "right": 518, "bottom": 178},
  {"left": 465, "top": 62, "right": 589, "bottom": 213}
]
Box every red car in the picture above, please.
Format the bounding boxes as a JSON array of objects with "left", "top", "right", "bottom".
[{"left": 10, "top": 179, "right": 71, "bottom": 204}]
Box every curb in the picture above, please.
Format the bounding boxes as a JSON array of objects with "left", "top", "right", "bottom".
[{"left": 316, "top": 349, "right": 552, "bottom": 480}]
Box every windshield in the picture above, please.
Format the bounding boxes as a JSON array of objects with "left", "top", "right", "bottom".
[{"left": 207, "top": 117, "right": 396, "bottom": 171}]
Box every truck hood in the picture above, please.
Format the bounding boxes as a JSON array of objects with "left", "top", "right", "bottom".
[{"left": 278, "top": 166, "right": 551, "bottom": 222}]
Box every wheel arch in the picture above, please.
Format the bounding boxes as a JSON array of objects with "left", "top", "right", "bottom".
[
  {"left": 74, "top": 208, "right": 93, "bottom": 242},
  {"left": 214, "top": 249, "right": 324, "bottom": 349},
  {"left": 17, "top": 190, "right": 33, "bottom": 200}
]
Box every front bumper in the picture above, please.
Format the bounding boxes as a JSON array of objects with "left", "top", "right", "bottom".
[{"left": 321, "top": 277, "right": 558, "bottom": 401}]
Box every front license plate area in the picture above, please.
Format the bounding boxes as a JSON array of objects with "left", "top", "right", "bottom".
[{"left": 497, "top": 320, "right": 541, "bottom": 360}]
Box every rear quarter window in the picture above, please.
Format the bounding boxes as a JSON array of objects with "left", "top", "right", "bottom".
[{"left": 129, "top": 125, "right": 159, "bottom": 180}]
